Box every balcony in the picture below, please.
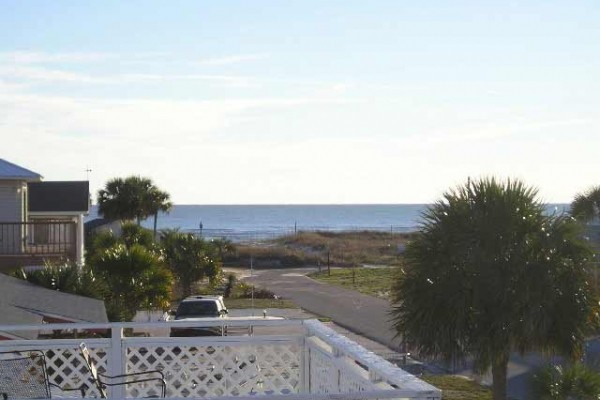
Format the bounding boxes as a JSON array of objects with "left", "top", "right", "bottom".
[
  {"left": 0, "top": 319, "right": 441, "bottom": 399},
  {"left": 0, "top": 221, "right": 77, "bottom": 269}
]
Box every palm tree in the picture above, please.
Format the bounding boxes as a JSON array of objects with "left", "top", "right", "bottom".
[
  {"left": 531, "top": 363, "right": 600, "bottom": 399},
  {"left": 391, "top": 178, "right": 595, "bottom": 400},
  {"left": 146, "top": 187, "right": 172, "bottom": 239},
  {"left": 120, "top": 222, "right": 155, "bottom": 249},
  {"left": 211, "top": 237, "right": 235, "bottom": 261},
  {"left": 571, "top": 185, "right": 600, "bottom": 223},
  {"left": 91, "top": 244, "right": 172, "bottom": 321},
  {"left": 97, "top": 176, "right": 171, "bottom": 229},
  {"left": 160, "top": 230, "right": 221, "bottom": 297}
]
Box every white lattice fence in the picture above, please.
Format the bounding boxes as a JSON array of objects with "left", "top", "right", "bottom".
[
  {"left": 124, "top": 337, "right": 302, "bottom": 398},
  {"left": 0, "top": 319, "right": 441, "bottom": 399},
  {"left": 306, "top": 338, "right": 338, "bottom": 394},
  {"left": 304, "top": 320, "right": 439, "bottom": 398},
  {"left": 0, "top": 339, "right": 110, "bottom": 398}
]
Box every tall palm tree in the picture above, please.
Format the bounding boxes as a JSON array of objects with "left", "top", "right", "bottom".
[
  {"left": 146, "top": 187, "right": 172, "bottom": 239},
  {"left": 571, "top": 185, "right": 600, "bottom": 223},
  {"left": 97, "top": 177, "right": 134, "bottom": 221},
  {"left": 391, "top": 178, "right": 595, "bottom": 400},
  {"left": 97, "top": 176, "right": 171, "bottom": 228}
]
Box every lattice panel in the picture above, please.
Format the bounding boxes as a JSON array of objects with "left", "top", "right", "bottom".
[
  {"left": 308, "top": 346, "right": 338, "bottom": 394},
  {"left": 339, "top": 370, "right": 368, "bottom": 393},
  {"left": 125, "top": 342, "right": 301, "bottom": 398},
  {"left": 45, "top": 346, "right": 108, "bottom": 398}
]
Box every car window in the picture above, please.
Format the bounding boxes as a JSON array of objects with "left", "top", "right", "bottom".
[{"left": 175, "top": 301, "right": 219, "bottom": 318}]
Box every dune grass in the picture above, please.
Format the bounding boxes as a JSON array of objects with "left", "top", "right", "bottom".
[{"left": 229, "top": 231, "right": 412, "bottom": 269}]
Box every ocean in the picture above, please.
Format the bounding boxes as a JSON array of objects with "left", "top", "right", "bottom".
[{"left": 86, "top": 203, "right": 569, "bottom": 242}]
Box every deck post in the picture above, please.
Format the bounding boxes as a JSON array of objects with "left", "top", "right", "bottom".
[
  {"left": 301, "top": 336, "right": 310, "bottom": 393},
  {"left": 109, "top": 325, "right": 126, "bottom": 398},
  {"left": 76, "top": 215, "right": 84, "bottom": 266}
]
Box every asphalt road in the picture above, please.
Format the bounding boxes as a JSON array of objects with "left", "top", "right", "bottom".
[{"left": 244, "top": 267, "right": 403, "bottom": 352}]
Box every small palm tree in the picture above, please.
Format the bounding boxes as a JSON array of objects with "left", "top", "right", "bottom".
[
  {"left": 531, "top": 363, "right": 600, "bottom": 399},
  {"left": 211, "top": 237, "right": 235, "bottom": 261},
  {"left": 571, "top": 185, "right": 600, "bottom": 223},
  {"left": 91, "top": 244, "right": 172, "bottom": 321},
  {"left": 120, "top": 222, "right": 155, "bottom": 249},
  {"left": 391, "top": 178, "right": 595, "bottom": 400},
  {"left": 160, "top": 230, "right": 221, "bottom": 297}
]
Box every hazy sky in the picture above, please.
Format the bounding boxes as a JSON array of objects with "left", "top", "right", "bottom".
[{"left": 1, "top": 1, "right": 598, "bottom": 204}]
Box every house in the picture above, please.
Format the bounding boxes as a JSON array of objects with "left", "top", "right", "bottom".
[
  {"left": 0, "top": 273, "right": 108, "bottom": 339},
  {"left": 0, "top": 159, "right": 89, "bottom": 271}
]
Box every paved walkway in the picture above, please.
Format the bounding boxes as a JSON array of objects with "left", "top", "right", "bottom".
[{"left": 244, "top": 267, "right": 403, "bottom": 352}]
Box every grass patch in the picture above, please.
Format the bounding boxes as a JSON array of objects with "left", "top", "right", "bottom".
[
  {"left": 225, "top": 298, "right": 297, "bottom": 309},
  {"left": 309, "top": 267, "right": 397, "bottom": 299},
  {"left": 422, "top": 375, "right": 492, "bottom": 400}
]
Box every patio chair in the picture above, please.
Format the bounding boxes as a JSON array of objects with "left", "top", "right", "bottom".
[
  {"left": 78, "top": 343, "right": 166, "bottom": 398},
  {"left": 0, "top": 350, "right": 87, "bottom": 399}
]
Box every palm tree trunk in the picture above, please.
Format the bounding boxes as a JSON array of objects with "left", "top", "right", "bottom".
[
  {"left": 491, "top": 353, "right": 509, "bottom": 400},
  {"left": 153, "top": 212, "right": 158, "bottom": 241}
]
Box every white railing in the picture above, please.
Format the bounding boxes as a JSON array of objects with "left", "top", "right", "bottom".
[{"left": 0, "top": 319, "right": 440, "bottom": 400}]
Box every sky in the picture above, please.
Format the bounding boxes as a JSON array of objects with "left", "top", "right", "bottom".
[{"left": 0, "top": 1, "right": 598, "bottom": 204}]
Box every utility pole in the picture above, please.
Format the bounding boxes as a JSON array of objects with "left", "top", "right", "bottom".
[{"left": 250, "top": 255, "right": 254, "bottom": 316}]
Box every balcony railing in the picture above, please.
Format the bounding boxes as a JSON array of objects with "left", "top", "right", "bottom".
[
  {"left": 0, "top": 221, "right": 76, "bottom": 256},
  {"left": 0, "top": 319, "right": 441, "bottom": 399}
]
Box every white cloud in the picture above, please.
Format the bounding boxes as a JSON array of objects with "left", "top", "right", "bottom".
[
  {"left": 0, "top": 87, "right": 367, "bottom": 203},
  {"left": 0, "top": 65, "right": 262, "bottom": 87},
  {"left": 0, "top": 51, "right": 116, "bottom": 64},
  {"left": 195, "top": 54, "right": 268, "bottom": 66},
  {"left": 0, "top": 65, "right": 109, "bottom": 83}
]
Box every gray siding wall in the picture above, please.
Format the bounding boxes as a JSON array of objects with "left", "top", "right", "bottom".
[
  {"left": 0, "top": 180, "right": 25, "bottom": 254},
  {"left": 0, "top": 180, "right": 25, "bottom": 222}
]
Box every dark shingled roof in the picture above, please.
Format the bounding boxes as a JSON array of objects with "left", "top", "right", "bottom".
[
  {"left": 84, "top": 218, "right": 111, "bottom": 231},
  {"left": 28, "top": 181, "right": 90, "bottom": 213},
  {"left": 0, "top": 159, "right": 42, "bottom": 181},
  {"left": 0, "top": 273, "right": 108, "bottom": 338}
]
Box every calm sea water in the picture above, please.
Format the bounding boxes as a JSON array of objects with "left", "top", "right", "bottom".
[{"left": 86, "top": 204, "right": 569, "bottom": 241}]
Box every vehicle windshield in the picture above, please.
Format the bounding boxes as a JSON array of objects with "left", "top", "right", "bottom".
[{"left": 175, "top": 301, "right": 219, "bottom": 319}]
